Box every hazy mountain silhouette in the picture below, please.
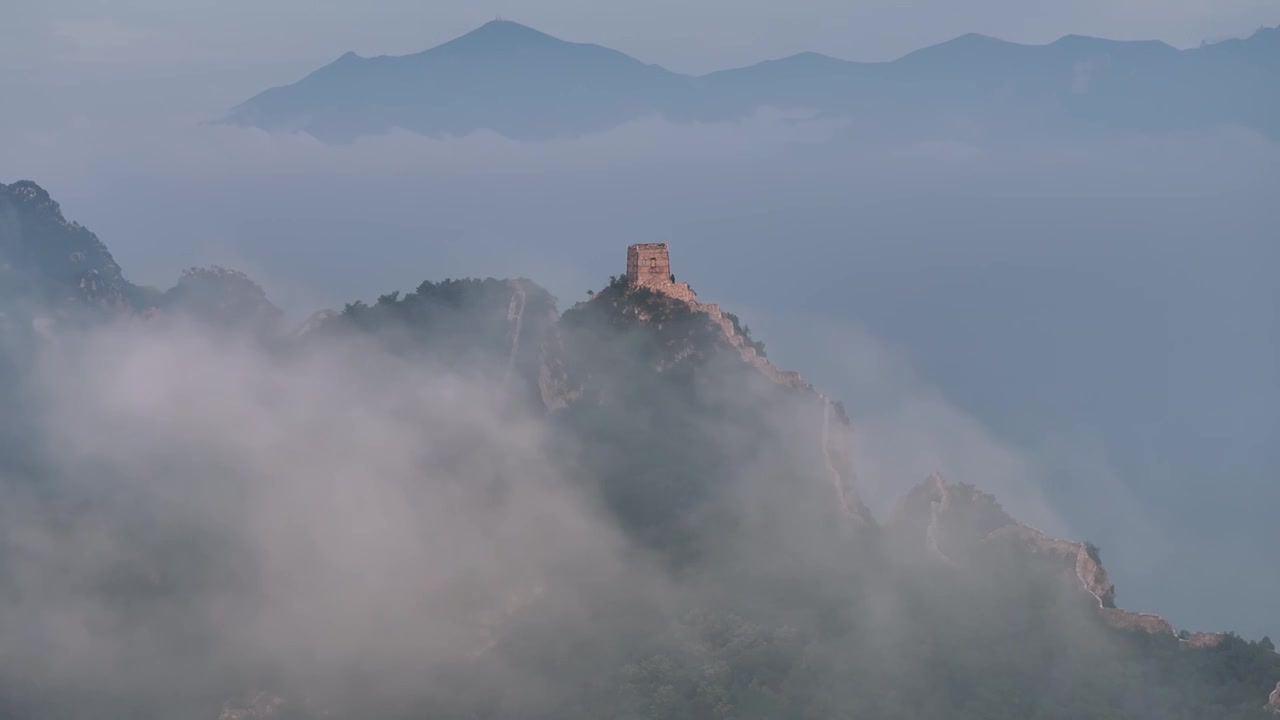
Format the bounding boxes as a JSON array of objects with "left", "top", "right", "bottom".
[
  {"left": 227, "top": 20, "right": 1280, "bottom": 141},
  {"left": 227, "top": 20, "right": 691, "bottom": 141}
]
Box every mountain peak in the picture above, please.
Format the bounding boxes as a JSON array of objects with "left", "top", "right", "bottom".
[
  {"left": 447, "top": 19, "right": 561, "bottom": 48},
  {"left": 226, "top": 22, "right": 1280, "bottom": 142},
  {"left": 1, "top": 179, "right": 58, "bottom": 216},
  {"left": 477, "top": 18, "right": 540, "bottom": 32},
  {"left": 1049, "top": 33, "right": 1176, "bottom": 53},
  {"left": 0, "top": 179, "right": 141, "bottom": 311},
  {"left": 894, "top": 32, "right": 1022, "bottom": 64}
]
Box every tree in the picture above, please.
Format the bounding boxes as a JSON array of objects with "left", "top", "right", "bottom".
[{"left": 1085, "top": 542, "right": 1102, "bottom": 564}]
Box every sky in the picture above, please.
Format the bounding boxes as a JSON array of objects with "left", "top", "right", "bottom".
[
  {"left": 3, "top": 1, "right": 1276, "bottom": 145},
  {"left": 2, "top": 0, "right": 1278, "bottom": 642},
  {"left": 4, "top": 0, "right": 1277, "bottom": 76}
]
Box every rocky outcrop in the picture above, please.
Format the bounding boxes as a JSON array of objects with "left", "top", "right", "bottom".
[
  {"left": 1266, "top": 680, "right": 1280, "bottom": 714},
  {"left": 890, "top": 475, "right": 1273, "bottom": 646},
  {"left": 887, "top": 474, "right": 1196, "bottom": 639}
]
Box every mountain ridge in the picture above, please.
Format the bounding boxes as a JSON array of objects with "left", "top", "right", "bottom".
[
  {"left": 4, "top": 180, "right": 1280, "bottom": 718},
  {"left": 226, "top": 20, "right": 1280, "bottom": 141},
  {"left": 3, "top": 178, "right": 1264, "bottom": 645}
]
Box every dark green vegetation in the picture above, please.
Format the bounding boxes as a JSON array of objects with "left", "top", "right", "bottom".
[
  {"left": 2, "top": 181, "right": 1278, "bottom": 718},
  {"left": 335, "top": 277, "right": 554, "bottom": 360},
  {"left": 0, "top": 180, "right": 151, "bottom": 312},
  {"left": 0, "top": 180, "right": 280, "bottom": 329},
  {"left": 227, "top": 20, "right": 1280, "bottom": 142}
]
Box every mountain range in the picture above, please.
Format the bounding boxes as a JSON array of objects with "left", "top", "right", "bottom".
[
  {"left": 3, "top": 179, "right": 1279, "bottom": 718},
  {"left": 225, "top": 20, "right": 1280, "bottom": 142}
]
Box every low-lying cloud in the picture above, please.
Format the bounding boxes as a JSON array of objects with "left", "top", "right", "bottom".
[
  {"left": 1, "top": 103, "right": 1275, "bottom": 641},
  {"left": 2, "top": 318, "right": 669, "bottom": 712}
]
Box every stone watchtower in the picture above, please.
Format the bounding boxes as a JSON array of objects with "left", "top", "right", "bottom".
[
  {"left": 625, "top": 243, "right": 697, "bottom": 301},
  {"left": 626, "top": 243, "right": 672, "bottom": 286}
]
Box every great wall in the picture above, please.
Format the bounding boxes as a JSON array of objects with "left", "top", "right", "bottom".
[
  {"left": 550, "top": 243, "right": 1276, "bottom": 712},
  {"left": 501, "top": 279, "right": 528, "bottom": 402},
  {"left": 621, "top": 243, "right": 868, "bottom": 523}
]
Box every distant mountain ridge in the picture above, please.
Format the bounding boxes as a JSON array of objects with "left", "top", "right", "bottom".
[{"left": 226, "top": 20, "right": 1280, "bottom": 141}]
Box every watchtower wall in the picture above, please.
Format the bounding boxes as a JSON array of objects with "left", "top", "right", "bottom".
[
  {"left": 626, "top": 243, "right": 672, "bottom": 286},
  {"left": 625, "top": 243, "right": 697, "bottom": 301}
]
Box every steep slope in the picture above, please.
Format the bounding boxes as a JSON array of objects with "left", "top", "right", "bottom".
[{"left": 228, "top": 22, "right": 1280, "bottom": 140}]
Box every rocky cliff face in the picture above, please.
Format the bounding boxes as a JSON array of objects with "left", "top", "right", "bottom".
[{"left": 1267, "top": 680, "right": 1280, "bottom": 715}]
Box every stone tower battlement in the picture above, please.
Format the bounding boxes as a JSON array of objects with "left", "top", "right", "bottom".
[
  {"left": 625, "top": 243, "right": 697, "bottom": 301},
  {"left": 626, "top": 243, "right": 672, "bottom": 286}
]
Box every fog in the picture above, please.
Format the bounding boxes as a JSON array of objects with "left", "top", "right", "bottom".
[
  {"left": 0, "top": 318, "right": 635, "bottom": 712},
  {"left": 3, "top": 16, "right": 1280, "bottom": 713},
  {"left": 1, "top": 282, "right": 1141, "bottom": 716},
  {"left": 2, "top": 101, "right": 1276, "bottom": 645}
]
